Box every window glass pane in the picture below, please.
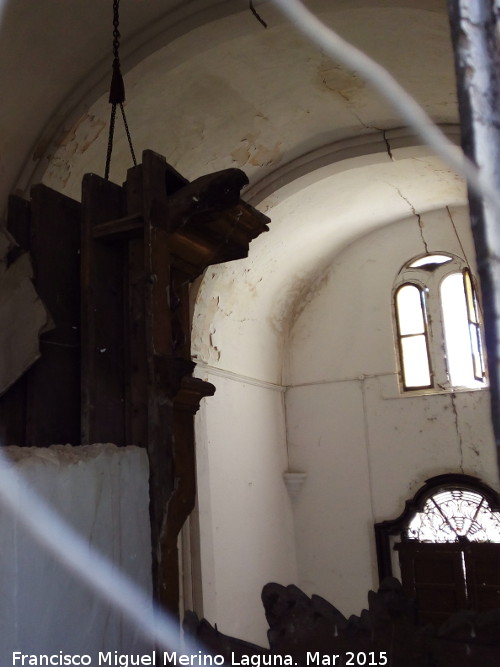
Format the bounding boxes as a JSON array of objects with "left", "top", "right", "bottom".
[
  {"left": 409, "top": 254, "right": 453, "bottom": 268},
  {"left": 470, "top": 324, "right": 483, "bottom": 380},
  {"left": 441, "top": 273, "right": 481, "bottom": 387},
  {"left": 396, "top": 284, "right": 425, "bottom": 335},
  {"left": 401, "top": 335, "right": 431, "bottom": 387}
]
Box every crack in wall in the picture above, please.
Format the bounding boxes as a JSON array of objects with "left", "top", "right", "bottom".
[
  {"left": 333, "top": 88, "right": 369, "bottom": 129},
  {"left": 350, "top": 110, "right": 373, "bottom": 131},
  {"left": 329, "top": 86, "right": 375, "bottom": 134},
  {"left": 322, "top": 84, "right": 394, "bottom": 162},
  {"left": 348, "top": 107, "right": 379, "bottom": 136},
  {"left": 394, "top": 187, "right": 429, "bottom": 253},
  {"left": 450, "top": 392, "right": 465, "bottom": 473},
  {"left": 382, "top": 130, "right": 394, "bottom": 161}
]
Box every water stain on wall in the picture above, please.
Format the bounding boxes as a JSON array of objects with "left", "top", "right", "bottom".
[{"left": 316, "top": 58, "right": 365, "bottom": 102}]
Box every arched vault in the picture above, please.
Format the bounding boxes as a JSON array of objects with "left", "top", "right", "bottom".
[{"left": 192, "top": 136, "right": 466, "bottom": 384}]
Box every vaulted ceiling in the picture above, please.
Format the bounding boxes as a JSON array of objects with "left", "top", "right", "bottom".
[
  {"left": 1, "top": 0, "right": 455, "bottom": 202},
  {"left": 0, "top": 0, "right": 465, "bottom": 382}
]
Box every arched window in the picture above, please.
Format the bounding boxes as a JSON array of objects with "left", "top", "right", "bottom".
[
  {"left": 407, "top": 487, "right": 500, "bottom": 543},
  {"left": 394, "top": 254, "right": 487, "bottom": 392},
  {"left": 375, "top": 475, "right": 500, "bottom": 625}
]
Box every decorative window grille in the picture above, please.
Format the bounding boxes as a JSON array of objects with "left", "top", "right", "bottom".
[{"left": 407, "top": 489, "right": 500, "bottom": 543}]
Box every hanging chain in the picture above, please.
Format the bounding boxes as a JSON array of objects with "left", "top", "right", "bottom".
[
  {"left": 104, "top": 0, "right": 137, "bottom": 180},
  {"left": 112, "top": 0, "right": 121, "bottom": 65},
  {"left": 104, "top": 104, "right": 117, "bottom": 180},
  {"left": 120, "top": 103, "right": 137, "bottom": 166}
]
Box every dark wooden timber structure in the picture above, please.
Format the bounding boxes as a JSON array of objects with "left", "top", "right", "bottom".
[
  {"left": 186, "top": 580, "right": 500, "bottom": 667},
  {"left": 0, "top": 149, "right": 270, "bottom": 615},
  {"left": 0, "top": 185, "right": 81, "bottom": 448}
]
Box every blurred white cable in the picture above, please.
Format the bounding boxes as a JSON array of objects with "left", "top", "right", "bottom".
[
  {"left": 0, "top": 450, "right": 199, "bottom": 654},
  {"left": 270, "top": 0, "right": 500, "bottom": 214}
]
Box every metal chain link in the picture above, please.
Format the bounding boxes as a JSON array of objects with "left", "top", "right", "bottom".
[
  {"left": 112, "top": 0, "right": 120, "bottom": 62},
  {"left": 104, "top": 0, "right": 137, "bottom": 180},
  {"left": 104, "top": 103, "right": 117, "bottom": 181},
  {"left": 120, "top": 103, "right": 137, "bottom": 167}
]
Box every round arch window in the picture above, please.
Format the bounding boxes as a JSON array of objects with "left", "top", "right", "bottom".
[
  {"left": 393, "top": 254, "right": 487, "bottom": 392},
  {"left": 375, "top": 475, "right": 500, "bottom": 625}
]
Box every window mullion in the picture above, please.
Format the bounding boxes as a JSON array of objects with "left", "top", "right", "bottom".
[{"left": 428, "top": 287, "right": 450, "bottom": 390}]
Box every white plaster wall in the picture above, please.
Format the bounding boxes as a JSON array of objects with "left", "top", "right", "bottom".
[
  {"left": 195, "top": 370, "right": 296, "bottom": 646},
  {"left": 0, "top": 443, "right": 152, "bottom": 658},
  {"left": 284, "top": 206, "right": 474, "bottom": 385},
  {"left": 192, "top": 151, "right": 467, "bottom": 386},
  {"left": 285, "top": 207, "right": 499, "bottom": 617},
  {"left": 285, "top": 379, "right": 375, "bottom": 616}
]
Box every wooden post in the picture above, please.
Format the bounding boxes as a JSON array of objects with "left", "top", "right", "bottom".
[{"left": 81, "top": 174, "right": 126, "bottom": 445}]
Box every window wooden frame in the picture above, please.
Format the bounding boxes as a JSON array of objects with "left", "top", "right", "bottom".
[
  {"left": 374, "top": 474, "right": 500, "bottom": 582},
  {"left": 463, "top": 268, "right": 486, "bottom": 382},
  {"left": 394, "top": 282, "right": 433, "bottom": 390}
]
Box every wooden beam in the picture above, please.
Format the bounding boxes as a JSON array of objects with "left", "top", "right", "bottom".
[
  {"left": 92, "top": 214, "right": 143, "bottom": 241},
  {"left": 81, "top": 173, "right": 126, "bottom": 445}
]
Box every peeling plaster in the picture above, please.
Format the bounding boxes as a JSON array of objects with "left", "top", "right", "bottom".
[
  {"left": 208, "top": 325, "right": 222, "bottom": 363},
  {"left": 59, "top": 113, "right": 106, "bottom": 154},
  {"left": 43, "top": 112, "right": 106, "bottom": 191},
  {"left": 193, "top": 294, "right": 224, "bottom": 364},
  {"left": 231, "top": 133, "right": 283, "bottom": 168},
  {"left": 33, "top": 111, "right": 105, "bottom": 163}
]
